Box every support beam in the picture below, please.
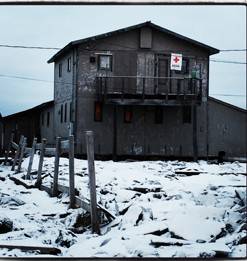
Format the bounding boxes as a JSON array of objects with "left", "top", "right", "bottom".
[
  {"left": 16, "top": 137, "right": 27, "bottom": 173},
  {"left": 69, "top": 135, "right": 75, "bottom": 209},
  {"left": 26, "top": 137, "right": 37, "bottom": 180},
  {"left": 113, "top": 105, "right": 117, "bottom": 162},
  {"left": 52, "top": 137, "right": 61, "bottom": 196},
  {"left": 85, "top": 131, "right": 100, "bottom": 235},
  {"left": 35, "top": 138, "right": 47, "bottom": 187}
]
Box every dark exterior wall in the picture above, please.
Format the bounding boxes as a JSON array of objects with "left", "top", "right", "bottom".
[
  {"left": 73, "top": 26, "right": 210, "bottom": 157},
  {"left": 3, "top": 111, "right": 40, "bottom": 149},
  {"left": 0, "top": 118, "right": 3, "bottom": 155},
  {"left": 208, "top": 98, "right": 246, "bottom": 158}
]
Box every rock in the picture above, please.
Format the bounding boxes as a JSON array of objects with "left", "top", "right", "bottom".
[
  {"left": 0, "top": 217, "right": 13, "bottom": 234},
  {"left": 238, "top": 236, "right": 247, "bottom": 245}
]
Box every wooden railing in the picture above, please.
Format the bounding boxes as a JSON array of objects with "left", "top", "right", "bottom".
[{"left": 96, "top": 76, "right": 202, "bottom": 104}]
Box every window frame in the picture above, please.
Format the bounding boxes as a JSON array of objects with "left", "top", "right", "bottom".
[
  {"left": 98, "top": 54, "right": 113, "bottom": 71},
  {"left": 94, "top": 101, "right": 103, "bottom": 122},
  {"left": 124, "top": 107, "right": 133, "bottom": 124},
  {"left": 58, "top": 63, "right": 62, "bottom": 77},
  {"left": 67, "top": 57, "right": 71, "bottom": 72}
]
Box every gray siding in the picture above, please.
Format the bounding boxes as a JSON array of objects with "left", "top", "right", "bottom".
[
  {"left": 40, "top": 106, "right": 54, "bottom": 145},
  {"left": 208, "top": 98, "right": 246, "bottom": 157}
]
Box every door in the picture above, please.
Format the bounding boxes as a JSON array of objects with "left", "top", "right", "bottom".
[{"left": 155, "top": 54, "right": 170, "bottom": 94}]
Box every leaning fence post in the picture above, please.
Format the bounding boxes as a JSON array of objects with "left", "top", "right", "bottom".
[
  {"left": 69, "top": 135, "right": 75, "bottom": 208},
  {"left": 26, "top": 137, "right": 37, "bottom": 180},
  {"left": 85, "top": 131, "right": 100, "bottom": 235},
  {"left": 35, "top": 138, "right": 47, "bottom": 187},
  {"left": 16, "top": 137, "right": 27, "bottom": 173},
  {"left": 4, "top": 132, "right": 14, "bottom": 165},
  {"left": 11, "top": 135, "right": 24, "bottom": 171},
  {"left": 52, "top": 137, "right": 61, "bottom": 196}
]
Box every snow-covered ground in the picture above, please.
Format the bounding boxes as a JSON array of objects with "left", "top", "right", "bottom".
[{"left": 0, "top": 156, "right": 246, "bottom": 257}]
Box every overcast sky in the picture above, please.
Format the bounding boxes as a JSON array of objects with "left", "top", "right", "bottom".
[{"left": 0, "top": 5, "right": 246, "bottom": 116}]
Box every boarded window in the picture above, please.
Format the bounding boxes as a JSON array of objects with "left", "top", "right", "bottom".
[
  {"left": 58, "top": 63, "right": 62, "bottom": 77},
  {"left": 124, "top": 107, "right": 133, "bottom": 123},
  {"left": 60, "top": 104, "right": 63, "bottom": 123},
  {"left": 183, "top": 106, "right": 191, "bottom": 123},
  {"left": 67, "top": 57, "right": 71, "bottom": 72},
  {"left": 64, "top": 103, "right": 67, "bottom": 123},
  {"left": 98, "top": 55, "right": 112, "bottom": 71},
  {"left": 155, "top": 107, "right": 163, "bottom": 124},
  {"left": 94, "top": 101, "right": 103, "bottom": 122},
  {"left": 47, "top": 112, "right": 50, "bottom": 127}
]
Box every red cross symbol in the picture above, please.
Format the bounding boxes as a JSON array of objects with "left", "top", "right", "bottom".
[{"left": 173, "top": 56, "right": 180, "bottom": 63}]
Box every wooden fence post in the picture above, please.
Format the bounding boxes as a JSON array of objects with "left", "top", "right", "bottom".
[
  {"left": 52, "top": 137, "right": 61, "bottom": 196},
  {"left": 85, "top": 131, "right": 100, "bottom": 235},
  {"left": 69, "top": 135, "right": 75, "bottom": 208},
  {"left": 16, "top": 137, "right": 27, "bottom": 173},
  {"left": 11, "top": 135, "right": 24, "bottom": 171},
  {"left": 4, "top": 133, "right": 14, "bottom": 165},
  {"left": 26, "top": 137, "right": 37, "bottom": 180},
  {"left": 35, "top": 138, "right": 47, "bottom": 187}
]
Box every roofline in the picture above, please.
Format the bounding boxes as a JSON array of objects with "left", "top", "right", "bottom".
[
  {"left": 47, "top": 21, "right": 219, "bottom": 63},
  {"left": 3, "top": 100, "right": 54, "bottom": 119},
  {"left": 208, "top": 96, "right": 246, "bottom": 113}
]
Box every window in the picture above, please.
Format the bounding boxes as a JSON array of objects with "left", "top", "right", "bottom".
[
  {"left": 183, "top": 106, "right": 191, "bottom": 124},
  {"left": 58, "top": 63, "right": 62, "bottom": 77},
  {"left": 98, "top": 55, "right": 112, "bottom": 71},
  {"left": 41, "top": 113, "right": 44, "bottom": 126},
  {"left": 124, "top": 107, "right": 133, "bottom": 123},
  {"left": 94, "top": 101, "right": 103, "bottom": 122},
  {"left": 90, "top": 56, "right": 96, "bottom": 63},
  {"left": 67, "top": 57, "right": 71, "bottom": 72},
  {"left": 155, "top": 107, "right": 163, "bottom": 124},
  {"left": 47, "top": 112, "right": 50, "bottom": 127},
  {"left": 64, "top": 103, "right": 67, "bottom": 122},
  {"left": 60, "top": 104, "right": 63, "bottom": 123},
  {"left": 69, "top": 102, "right": 72, "bottom": 122}
]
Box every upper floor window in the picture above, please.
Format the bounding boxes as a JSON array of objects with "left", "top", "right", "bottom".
[
  {"left": 58, "top": 63, "right": 62, "bottom": 77},
  {"left": 60, "top": 104, "right": 63, "bottom": 123},
  {"left": 64, "top": 103, "right": 67, "bottom": 123},
  {"left": 98, "top": 54, "right": 112, "bottom": 71},
  {"left": 67, "top": 57, "right": 71, "bottom": 72}
]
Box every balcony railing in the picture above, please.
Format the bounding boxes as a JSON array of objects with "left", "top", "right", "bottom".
[{"left": 96, "top": 76, "right": 202, "bottom": 105}]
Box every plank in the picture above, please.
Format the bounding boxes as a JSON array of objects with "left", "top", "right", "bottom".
[
  {"left": 35, "top": 138, "right": 47, "bottom": 187},
  {"left": 68, "top": 135, "right": 75, "bottom": 208},
  {"left": 60, "top": 140, "right": 69, "bottom": 151},
  {"left": 4, "top": 133, "right": 14, "bottom": 165},
  {"left": 11, "top": 141, "right": 18, "bottom": 150},
  {"left": 85, "top": 131, "right": 100, "bottom": 234},
  {"left": 44, "top": 148, "right": 56, "bottom": 156},
  {"left": 11, "top": 135, "right": 24, "bottom": 171},
  {"left": 16, "top": 137, "right": 27, "bottom": 173},
  {"left": 0, "top": 244, "right": 61, "bottom": 255},
  {"left": 52, "top": 137, "right": 61, "bottom": 196},
  {"left": 26, "top": 138, "right": 37, "bottom": 180}
]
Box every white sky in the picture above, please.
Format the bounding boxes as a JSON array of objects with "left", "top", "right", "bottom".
[{"left": 0, "top": 5, "right": 246, "bottom": 116}]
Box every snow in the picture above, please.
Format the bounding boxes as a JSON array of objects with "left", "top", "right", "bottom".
[{"left": 0, "top": 156, "right": 246, "bottom": 257}]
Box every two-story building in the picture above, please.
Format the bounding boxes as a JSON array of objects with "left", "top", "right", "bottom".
[{"left": 47, "top": 21, "right": 219, "bottom": 160}]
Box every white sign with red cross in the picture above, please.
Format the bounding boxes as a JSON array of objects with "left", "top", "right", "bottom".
[{"left": 170, "top": 53, "right": 183, "bottom": 71}]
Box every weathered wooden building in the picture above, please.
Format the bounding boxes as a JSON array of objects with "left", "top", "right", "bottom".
[
  {"left": 1, "top": 21, "right": 246, "bottom": 160},
  {"left": 1, "top": 101, "right": 54, "bottom": 153},
  {"left": 47, "top": 21, "right": 220, "bottom": 159}
]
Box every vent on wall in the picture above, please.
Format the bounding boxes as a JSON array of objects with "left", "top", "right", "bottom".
[{"left": 140, "top": 27, "right": 152, "bottom": 49}]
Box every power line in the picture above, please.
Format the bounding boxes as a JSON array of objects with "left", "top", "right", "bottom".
[
  {"left": 219, "top": 49, "right": 247, "bottom": 52},
  {"left": 210, "top": 59, "right": 246, "bottom": 65},
  {"left": 0, "top": 44, "right": 60, "bottom": 50},
  {"left": 211, "top": 94, "right": 246, "bottom": 97}
]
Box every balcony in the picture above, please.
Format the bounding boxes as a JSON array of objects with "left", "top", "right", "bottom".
[{"left": 96, "top": 76, "right": 202, "bottom": 106}]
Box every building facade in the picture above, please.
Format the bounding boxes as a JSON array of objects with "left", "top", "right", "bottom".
[{"left": 47, "top": 21, "right": 219, "bottom": 159}]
